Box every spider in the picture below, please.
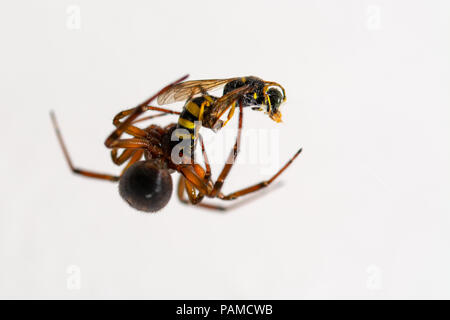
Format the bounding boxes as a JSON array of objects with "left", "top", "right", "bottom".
[{"left": 50, "top": 75, "right": 302, "bottom": 212}]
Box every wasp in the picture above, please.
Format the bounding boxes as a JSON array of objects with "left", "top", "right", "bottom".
[
  {"left": 50, "top": 75, "right": 302, "bottom": 212},
  {"left": 155, "top": 76, "right": 287, "bottom": 159}
]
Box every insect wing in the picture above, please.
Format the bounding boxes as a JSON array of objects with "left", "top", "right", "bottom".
[
  {"left": 157, "top": 78, "right": 238, "bottom": 105},
  {"left": 207, "top": 84, "right": 254, "bottom": 120}
]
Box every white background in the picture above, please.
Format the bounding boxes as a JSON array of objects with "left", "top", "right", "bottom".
[{"left": 1, "top": 0, "right": 449, "bottom": 299}]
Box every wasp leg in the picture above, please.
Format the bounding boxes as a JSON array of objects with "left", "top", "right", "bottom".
[
  {"left": 208, "top": 101, "right": 244, "bottom": 197},
  {"left": 221, "top": 101, "right": 236, "bottom": 128},
  {"left": 198, "top": 134, "right": 212, "bottom": 181}
]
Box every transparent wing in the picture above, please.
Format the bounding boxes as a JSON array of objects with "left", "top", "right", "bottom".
[
  {"left": 206, "top": 84, "right": 254, "bottom": 121},
  {"left": 157, "top": 78, "right": 239, "bottom": 105}
]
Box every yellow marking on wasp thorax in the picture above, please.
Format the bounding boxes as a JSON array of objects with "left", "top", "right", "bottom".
[
  {"left": 241, "top": 77, "right": 246, "bottom": 83},
  {"left": 253, "top": 92, "right": 257, "bottom": 100},
  {"left": 199, "top": 102, "right": 206, "bottom": 121},
  {"left": 186, "top": 101, "right": 200, "bottom": 117},
  {"left": 176, "top": 132, "right": 192, "bottom": 139},
  {"left": 222, "top": 101, "right": 236, "bottom": 127},
  {"left": 204, "top": 95, "right": 214, "bottom": 104},
  {"left": 198, "top": 100, "right": 211, "bottom": 121},
  {"left": 178, "top": 117, "right": 196, "bottom": 129}
]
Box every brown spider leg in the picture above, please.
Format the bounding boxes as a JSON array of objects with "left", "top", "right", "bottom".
[
  {"left": 209, "top": 101, "right": 244, "bottom": 197},
  {"left": 105, "top": 74, "right": 188, "bottom": 147},
  {"left": 176, "top": 177, "right": 200, "bottom": 207},
  {"left": 50, "top": 111, "right": 120, "bottom": 182},
  {"left": 107, "top": 105, "right": 182, "bottom": 144},
  {"left": 116, "top": 109, "right": 180, "bottom": 124},
  {"left": 112, "top": 107, "right": 181, "bottom": 138},
  {"left": 110, "top": 146, "right": 145, "bottom": 173},
  {"left": 184, "top": 178, "right": 205, "bottom": 205},
  {"left": 178, "top": 174, "right": 266, "bottom": 212},
  {"left": 177, "top": 176, "right": 188, "bottom": 201},
  {"left": 176, "top": 101, "right": 249, "bottom": 210},
  {"left": 176, "top": 150, "right": 264, "bottom": 212},
  {"left": 176, "top": 132, "right": 228, "bottom": 211},
  {"left": 131, "top": 112, "right": 173, "bottom": 124},
  {"left": 177, "top": 176, "right": 227, "bottom": 211},
  {"left": 219, "top": 148, "right": 303, "bottom": 200},
  {"left": 109, "top": 110, "right": 168, "bottom": 168},
  {"left": 179, "top": 134, "right": 212, "bottom": 203},
  {"left": 120, "top": 149, "right": 144, "bottom": 174},
  {"left": 110, "top": 148, "right": 144, "bottom": 175},
  {"left": 177, "top": 174, "right": 279, "bottom": 212},
  {"left": 108, "top": 137, "right": 162, "bottom": 156},
  {"left": 177, "top": 101, "right": 301, "bottom": 209},
  {"left": 178, "top": 124, "right": 265, "bottom": 211},
  {"left": 111, "top": 148, "right": 135, "bottom": 165},
  {"left": 178, "top": 163, "right": 209, "bottom": 204},
  {"left": 178, "top": 165, "right": 209, "bottom": 195},
  {"left": 110, "top": 113, "right": 171, "bottom": 164}
]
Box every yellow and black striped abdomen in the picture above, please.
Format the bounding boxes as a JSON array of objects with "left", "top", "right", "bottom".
[
  {"left": 177, "top": 101, "right": 198, "bottom": 138},
  {"left": 175, "top": 96, "right": 217, "bottom": 158},
  {"left": 174, "top": 98, "right": 203, "bottom": 157}
]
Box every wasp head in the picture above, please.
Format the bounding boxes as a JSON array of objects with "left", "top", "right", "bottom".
[{"left": 265, "top": 87, "right": 284, "bottom": 123}]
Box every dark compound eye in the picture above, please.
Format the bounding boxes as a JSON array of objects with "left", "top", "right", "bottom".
[
  {"left": 267, "top": 88, "right": 283, "bottom": 113},
  {"left": 119, "top": 161, "right": 173, "bottom": 213}
]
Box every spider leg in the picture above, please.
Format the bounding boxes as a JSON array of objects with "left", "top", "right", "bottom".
[
  {"left": 50, "top": 111, "right": 119, "bottom": 182},
  {"left": 111, "top": 148, "right": 135, "bottom": 165},
  {"left": 177, "top": 176, "right": 226, "bottom": 211},
  {"left": 208, "top": 100, "right": 244, "bottom": 197},
  {"left": 120, "top": 149, "right": 144, "bottom": 175},
  {"left": 110, "top": 106, "right": 182, "bottom": 140},
  {"left": 131, "top": 112, "right": 172, "bottom": 124},
  {"left": 104, "top": 74, "right": 188, "bottom": 147},
  {"left": 219, "top": 148, "right": 303, "bottom": 200}
]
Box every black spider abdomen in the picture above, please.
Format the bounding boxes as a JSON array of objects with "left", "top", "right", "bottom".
[{"left": 119, "top": 161, "right": 173, "bottom": 213}]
